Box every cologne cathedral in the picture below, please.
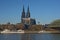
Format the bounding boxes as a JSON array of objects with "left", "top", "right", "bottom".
[{"left": 21, "top": 6, "right": 36, "bottom": 25}]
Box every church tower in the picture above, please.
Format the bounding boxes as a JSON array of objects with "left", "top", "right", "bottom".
[
  {"left": 21, "top": 5, "right": 25, "bottom": 23},
  {"left": 26, "top": 6, "right": 30, "bottom": 18},
  {"left": 21, "top": 5, "right": 36, "bottom": 25}
]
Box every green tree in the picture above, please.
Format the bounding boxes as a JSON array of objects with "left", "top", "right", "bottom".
[
  {"left": 29, "top": 25, "right": 43, "bottom": 31},
  {"left": 49, "top": 19, "right": 60, "bottom": 27}
]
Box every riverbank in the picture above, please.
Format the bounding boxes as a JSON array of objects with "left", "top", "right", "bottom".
[
  {"left": 1, "top": 31, "right": 24, "bottom": 33},
  {"left": 0, "top": 30, "right": 60, "bottom": 34},
  {"left": 24, "top": 30, "right": 60, "bottom": 33},
  {"left": 0, "top": 30, "right": 60, "bottom": 33}
]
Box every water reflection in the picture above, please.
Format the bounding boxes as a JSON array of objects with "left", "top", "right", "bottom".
[
  {"left": 21, "top": 33, "right": 60, "bottom": 40},
  {"left": 21, "top": 33, "right": 32, "bottom": 40},
  {"left": 0, "top": 33, "right": 60, "bottom": 40},
  {"left": 0, "top": 33, "right": 21, "bottom": 40}
]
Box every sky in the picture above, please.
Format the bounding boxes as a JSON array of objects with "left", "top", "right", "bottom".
[{"left": 0, "top": 0, "right": 60, "bottom": 24}]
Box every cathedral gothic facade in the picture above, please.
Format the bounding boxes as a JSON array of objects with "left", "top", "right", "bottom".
[{"left": 21, "top": 6, "right": 36, "bottom": 25}]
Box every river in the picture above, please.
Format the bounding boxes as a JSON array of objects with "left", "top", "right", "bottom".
[{"left": 0, "top": 33, "right": 60, "bottom": 40}]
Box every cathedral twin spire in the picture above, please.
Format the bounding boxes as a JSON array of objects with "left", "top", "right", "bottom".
[
  {"left": 26, "top": 6, "right": 30, "bottom": 18},
  {"left": 21, "top": 5, "right": 36, "bottom": 25},
  {"left": 21, "top": 5, "right": 30, "bottom": 18},
  {"left": 21, "top": 6, "right": 25, "bottom": 18}
]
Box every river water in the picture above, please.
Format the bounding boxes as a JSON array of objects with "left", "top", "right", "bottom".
[{"left": 0, "top": 33, "right": 60, "bottom": 40}]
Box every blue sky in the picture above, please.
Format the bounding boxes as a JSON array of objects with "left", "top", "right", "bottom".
[{"left": 0, "top": 0, "right": 60, "bottom": 24}]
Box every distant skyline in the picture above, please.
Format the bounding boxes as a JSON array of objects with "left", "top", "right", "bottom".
[{"left": 0, "top": 0, "right": 60, "bottom": 24}]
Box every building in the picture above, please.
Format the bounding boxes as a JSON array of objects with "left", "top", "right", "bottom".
[
  {"left": 21, "top": 5, "right": 36, "bottom": 25},
  {"left": 21, "top": 5, "right": 36, "bottom": 29}
]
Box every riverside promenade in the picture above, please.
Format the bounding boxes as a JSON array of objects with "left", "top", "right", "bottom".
[
  {"left": 24, "top": 30, "right": 60, "bottom": 33},
  {"left": 0, "top": 30, "right": 60, "bottom": 34}
]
